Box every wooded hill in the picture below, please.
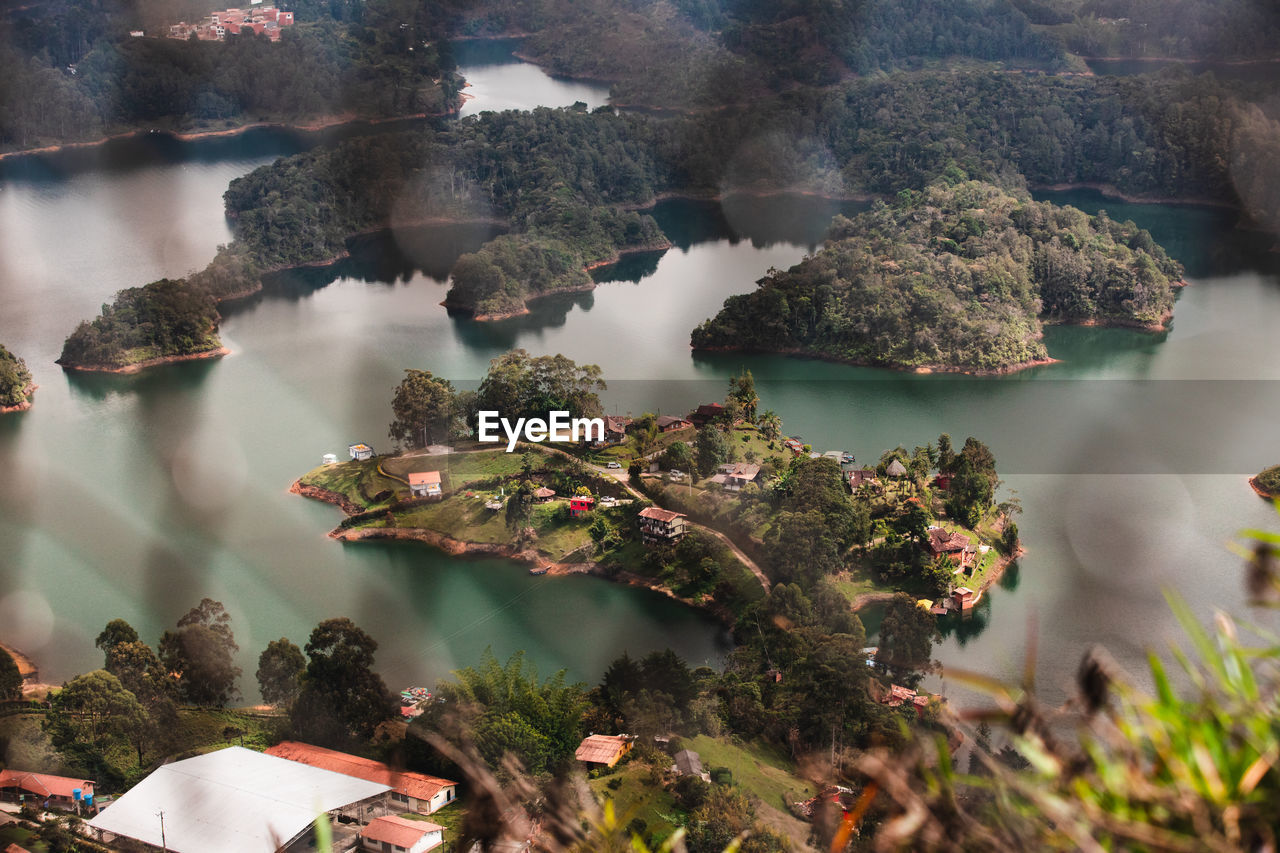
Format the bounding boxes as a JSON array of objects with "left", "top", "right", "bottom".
[
  {"left": 0, "top": 343, "right": 33, "bottom": 407},
  {"left": 691, "top": 180, "right": 1182, "bottom": 372}
]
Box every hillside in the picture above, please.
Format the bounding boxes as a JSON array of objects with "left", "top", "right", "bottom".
[
  {"left": 691, "top": 179, "right": 1183, "bottom": 372},
  {"left": 0, "top": 344, "right": 33, "bottom": 409}
]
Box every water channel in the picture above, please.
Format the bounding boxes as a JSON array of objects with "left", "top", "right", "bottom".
[{"left": 0, "top": 44, "right": 1278, "bottom": 709}]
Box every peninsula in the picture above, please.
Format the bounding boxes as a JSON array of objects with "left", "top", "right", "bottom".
[
  {"left": 0, "top": 344, "right": 34, "bottom": 412},
  {"left": 1251, "top": 465, "right": 1280, "bottom": 499},
  {"left": 691, "top": 179, "right": 1184, "bottom": 373}
]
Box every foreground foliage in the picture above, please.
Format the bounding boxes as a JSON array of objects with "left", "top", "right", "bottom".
[{"left": 0, "top": 343, "right": 32, "bottom": 407}]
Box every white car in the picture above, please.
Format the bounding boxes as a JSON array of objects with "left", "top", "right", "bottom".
[
  {"left": 606, "top": 461, "right": 622, "bottom": 469},
  {"left": 668, "top": 469, "right": 686, "bottom": 481}
]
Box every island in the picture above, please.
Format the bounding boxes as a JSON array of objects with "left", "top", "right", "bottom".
[
  {"left": 294, "top": 354, "right": 1019, "bottom": 630},
  {"left": 1251, "top": 465, "right": 1280, "bottom": 499},
  {"left": 691, "top": 179, "right": 1184, "bottom": 373},
  {"left": 0, "top": 344, "right": 35, "bottom": 412}
]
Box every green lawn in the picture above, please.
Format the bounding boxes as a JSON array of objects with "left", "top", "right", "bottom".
[
  {"left": 299, "top": 459, "right": 399, "bottom": 509},
  {"left": 683, "top": 735, "right": 814, "bottom": 814},
  {"left": 587, "top": 762, "right": 680, "bottom": 842},
  {"left": 0, "top": 824, "right": 47, "bottom": 853},
  {"left": 389, "top": 495, "right": 511, "bottom": 543},
  {"left": 400, "top": 801, "right": 464, "bottom": 844}
]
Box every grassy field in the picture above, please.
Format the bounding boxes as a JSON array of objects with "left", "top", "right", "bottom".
[
  {"left": 683, "top": 734, "right": 814, "bottom": 814},
  {"left": 299, "top": 459, "right": 399, "bottom": 509},
  {"left": 0, "top": 824, "right": 47, "bottom": 853},
  {"left": 587, "top": 762, "right": 681, "bottom": 842},
  {"left": 400, "top": 801, "right": 464, "bottom": 844}
]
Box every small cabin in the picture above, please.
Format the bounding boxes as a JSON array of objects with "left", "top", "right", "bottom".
[
  {"left": 569, "top": 496, "right": 595, "bottom": 517},
  {"left": 534, "top": 487, "right": 556, "bottom": 503},
  {"left": 409, "top": 471, "right": 442, "bottom": 499},
  {"left": 953, "top": 586, "right": 976, "bottom": 611},
  {"left": 348, "top": 443, "right": 374, "bottom": 461},
  {"left": 322, "top": 453, "right": 338, "bottom": 465}
]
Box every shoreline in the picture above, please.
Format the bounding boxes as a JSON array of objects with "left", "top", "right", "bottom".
[
  {"left": 0, "top": 384, "right": 37, "bottom": 414},
  {"left": 0, "top": 110, "right": 458, "bottom": 165},
  {"left": 847, "top": 547, "right": 1021, "bottom": 614},
  {"left": 442, "top": 238, "right": 674, "bottom": 321},
  {"left": 291, "top": 476, "right": 734, "bottom": 624},
  {"left": 693, "top": 344, "right": 1063, "bottom": 376},
  {"left": 1030, "top": 181, "right": 1239, "bottom": 210},
  {"left": 1248, "top": 476, "right": 1277, "bottom": 500},
  {"left": 58, "top": 346, "right": 229, "bottom": 375}
]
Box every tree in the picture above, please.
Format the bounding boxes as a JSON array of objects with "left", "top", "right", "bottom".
[
  {"left": 94, "top": 619, "right": 140, "bottom": 656},
  {"left": 45, "top": 670, "right": 150, "bottom": 768},
  {"left": 947, "top": 437, "right": 999, "bottom": 526},
  {"left": 695, "top": 426, "right": 730, "bottom": 478},
  {"left": 158, "top": 599, "right": 242, "bottom": 707},
  {"left": 292, "top": 618, "right": 395, "bottom": 745},
  {"left": 388, "top": 368, "right": 457, "bottom": 448},
  {"left": 727, "top": 368, "right": 759, "bottom": 423},
  {"left": 474, "top": 349, "right": 605, "bottom": 427},
  {"left": 757, "top": 409, "right": 782, "bottom": 442},
  {"left": 256, "top": 638, "right": 306, "bottom": 707},
  {"left": 877, "top": 593, "right": 940, "bottom": 685},
  {"left": 0, "top": 646, "right": 22, "bottom": 701}
]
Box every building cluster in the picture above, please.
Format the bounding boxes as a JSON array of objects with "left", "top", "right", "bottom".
[
  {"left": 167, "top": 4, "right": 295, "bottom": 42},
  {"left": 70, "top": 743, "right": 456, "bottom": 853}
]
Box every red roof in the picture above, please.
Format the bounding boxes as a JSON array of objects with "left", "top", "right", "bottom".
[
  {"left": 264, "top": 742, "right": 455, "bottom": 803},
  {"left": 6, "top": 843, "right": 34, "bottom": 853},
  {"left": 570, "top": 496, "right": 595, "bottom": 506},
  {"left": 0, "top": 769, "right": 94, "bottom": 799},
  {"left": 638, "top": 506, "right": 684, "bottom": 523},
  {"left": 408, "top": 471, "right": 441, "bottom": 486},
  {"left": 361, "top": 815, "right": 442, "bottom": 848},
  {"left": 928, "top": 527, "right": 971, "bottom": 554}
]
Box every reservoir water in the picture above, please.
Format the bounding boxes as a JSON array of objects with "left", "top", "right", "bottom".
[{"left": 1, "top": 47, "right": 1278, "bottom": 710}]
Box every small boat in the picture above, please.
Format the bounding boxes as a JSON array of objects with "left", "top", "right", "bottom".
[
  {"left": 529, "top": 566, "right": 549, "bottom": 575},
  {"left": 842, "top": 452, "right": 855, "bottom": 464}
]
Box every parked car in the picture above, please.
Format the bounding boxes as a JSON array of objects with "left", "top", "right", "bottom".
[
  {"left": 669, "top": 469, "right": 686, "bottom": 482},
  {"left": 606, "top": 461, "right": 622, "bottom": 469}
]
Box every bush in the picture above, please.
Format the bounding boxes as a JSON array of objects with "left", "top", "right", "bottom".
[{"left": 710, "top": 766, "right": 732, "bottom": 785}]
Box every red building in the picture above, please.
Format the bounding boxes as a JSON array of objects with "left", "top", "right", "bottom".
[{"left": 569, "top": 496, "right": 595, "bottom": 516}]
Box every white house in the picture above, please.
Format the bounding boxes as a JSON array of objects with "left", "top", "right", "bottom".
[
  {"left": 349, "top": 443, "right": 375, "bottom": 461},
  {"left": 360, "top": 815, "right": 443, "bottom": 853},
  {"left": 408, "top": 471, "right": 442, "bottom": 499}
]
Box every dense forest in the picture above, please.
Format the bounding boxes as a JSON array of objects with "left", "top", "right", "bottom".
[
  {"left": 692, "top": 179, "right": 1182, "bottom": 371},
  {"left": 58, "top": 63, "right": 1279, "bottom": 366},
  {"left": 0, "top": 0, "right": 464, "bottom": 151},
  {"left": 0, "top": 343, "right": 33, "bottom": 408},
  {"left": 1034, "top": 0, "right": 1280, "bottom": 60}
]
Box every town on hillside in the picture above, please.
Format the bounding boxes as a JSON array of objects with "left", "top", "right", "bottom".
[{"left": 167, "top": 4, "right": 295, "bottom": 42}]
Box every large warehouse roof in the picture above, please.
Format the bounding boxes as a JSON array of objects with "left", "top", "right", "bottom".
[{"left": 88, "top": 746, "right": 390, "bottom": 853}]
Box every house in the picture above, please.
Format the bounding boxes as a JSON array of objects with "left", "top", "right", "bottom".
[
  {"left": 89, "top": 747, "right": 391, "bottom": 853},
  {"left": 349, "top": 443, "right": 375, "bottom": 461},
  {"left": 593, "top": 416, "right": 632, "bottom": 446},
  {"left": 884, "top": 684, "right": 917, "bottom": 708},
  {"left": 885, "top": 458, "right": 908, "bottom": 478},
  {"left": 574, "top": 734, "right": 633, "bottom": 767},
  {"left": 637, "top": 506, "right": 687, "bottom": 545},
  {"left": 5, "top": 843, "right": 34, "bottom": 853},
  {"left": 953, "top": 587, "right": 976, "bottom": 611},
  {"left": 569, "top": 496, "right": 595, "bottom": 516},
  {"left": 782, "top": 438, "right": 804, "bottom": 455},
  {"left": 655, "top": 415, "right": 692, "bottom": 433},
  {"left": 716, "top": 462, "right": 760, "bottom": 491},
  {"left": 359, "top": 815, "right": 443, "bottom": 853},
  {"left": 265, "top": 742, "right": 457, "bottom": 815},
  {"left": 847, "top": 468, "right": 879, "bottom": 491},
  {"left": 933, "top": 473, "right": 952, "bottom": 490},
  {"left": 533, "top": 487, "right": 556, "bottom": 502},
  {"left": 0, "top": 770, "right": 95, "bottom": 810},
  {"left": 408, "top": 471, "right": 442, "bottom": 499},
  {"left": 672, "top": 750, "right": 710, "bottom": 782},
  {"left": 689, "top": 403, "right": 724, "bottom": 427},
  {"left": 927, "top": 527, "right": 972, "bottom": 559}
]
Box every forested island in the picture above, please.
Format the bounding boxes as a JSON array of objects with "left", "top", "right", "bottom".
[
  {"left": 691, "top": 179, "right": 1183, "bottom": 372},
  {"left": 0, "top": 343, "right": 34, "bottom": 411},
  {"left": 1252, "top": 465, "right": 1280, "bottom": 499},
  {"left": 55, "top": 64, "right": 1277, "bottom": 369}
]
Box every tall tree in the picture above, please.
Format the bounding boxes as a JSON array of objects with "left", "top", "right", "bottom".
[
  {"left": 256, "top": 637, "right": 306, "bottom": 707},
  {"left": 292, "top": 618, "right": 395, "bottom": 745},
  {"left": 158, "top": 599, "right": 241, "bottom": 706},
  {"left": 727, "top": 368, "right": 759, "bottom": 423},
  {"left": 45, "top": 670, "right": 150, "bottom": 768},
  {"left": 475, "top": 349, "right": 606, "bottom": 426},
  {"left": 94, "top": 619, "right": 140, "bottom": 656},
  {"left": 0, "top": 646, "right": 22, "bottom": 701},
  {"left": 695, "top": 424, "right": 730, "bottom": 478},
  {"left": 388, "top": 368, "right": 457, "bottom": 448},
  {"left": 877, "top": 593, "right": 941, "bottom": 686}
]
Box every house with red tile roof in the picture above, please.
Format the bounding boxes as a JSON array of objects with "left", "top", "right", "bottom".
[
  {"left": 359, "top": 815, "right": 443, "bottom": 853},
  {"left": 637, "top": 506, "right": 686, "bottom": 545},
  {"left": 408, "top": 471, "right": 442, "bottom": 499},
  {"left": 0, "top": 769, "right": 94, "bottom": 809},
  {"left": 265, "top": 742, "right": 457, "bottom": 815}
]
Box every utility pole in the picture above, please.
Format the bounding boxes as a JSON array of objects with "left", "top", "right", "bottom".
[{"left": 158, "top": 809, "right": 168, "bottom": 852}]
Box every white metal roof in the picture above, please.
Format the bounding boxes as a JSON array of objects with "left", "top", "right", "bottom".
[{"left": 88, "top": 747, "right": 389, "bottom": 853}]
